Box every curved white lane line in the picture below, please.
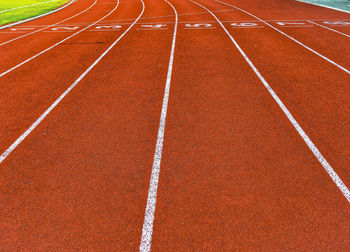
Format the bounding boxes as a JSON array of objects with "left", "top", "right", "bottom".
[
  {"left": 0, "top": 0, "right": 76, "bottom": 31},
  {"left": 0, "top": 0, "right": 97, "bottom": 47},
  {"left": 0, "top": 0, "right": 145, "bottom": 163},
  {"left": 0, "top": 0, "right": 117, "bottom": 78},
  {"left": 0, "top": 0, "right": 56, "bottom": 14},
  {"left": 213, "top": 0, "right": 350, "bottom": 75},
  {"left": 307, "top": 20, "right": 350, "bottom": 38},
  {"left": 189, "top": 0, "right": 350, "bottom": 203},
  {"left": 139, "top": 0, "right": 178, "bottom": 251}
]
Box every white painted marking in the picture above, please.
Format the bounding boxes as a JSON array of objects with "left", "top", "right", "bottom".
[
  {"left": 0, "top": 0, "right": 75, "bottom": 31},
  {"left": 231, "top": 22, "right": 258, "bottom": 26},
  {"left": 43, "top": 30, "right": 80, "bottom": 32},
  {"left": 0, "top": 0, "right": 55, "bottom": 14},
  {"left": 136, "top": 28, "right": 167, "bottom": 30},
  {"left": 231, "top": 26, "right": 264, "bottom": 29},
  {"left": 139, "top": 0, "right": 178, "bottom": 251},
  {"left": 308, "top": 21, "right": 350, "bottom": 38},
  {"left": 95, "top": 25, "right": 122, "bottom": 29},
  {"left": 51, "top": 26, "right": 79, "bottom": 31},
  {"left": 0, "top": 1, "right": 119, "bottom": 78},
  {"left": 0, "top": 0, "right": 97, "bottom": 47},
  {"left": 0, "top": 0, "right": 145, "bottom": 163},
  {"left": 185, "top": 23, "right": 213, "bottom": 28},
  {"left": 0, "top": 31, "right": 28, "bottom": 33},
  {"left": 275, "top": 25, "right": 314, "bottom": 28},
  {"left": 184, "top": 27, "right": 216, "bottom": 30},
  {"left": 91, "top": 29, "right": 122, "bottom": 32},
  {"left": 214, "top": 0, "right": 350, "bottom": 75},
  {"left": 192, "top": 0, "right": 350, "bottom": 203},
  {"left": 276, "top": 21, "right": 307, "bottom": 26},
  {"left": 323, "top": 21, "right": 350, "bottom": 26},
  {"left": 140, "top": 24, "right": 167, "bottom": 28},
  {"left": 10, "top": 27, "right": 35, "bottom": 31}
]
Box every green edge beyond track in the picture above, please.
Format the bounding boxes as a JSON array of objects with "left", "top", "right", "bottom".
[{"left": 0, "top": 0, "right": 70, "bottom": 26}]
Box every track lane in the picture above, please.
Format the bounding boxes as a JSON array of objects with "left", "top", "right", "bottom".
[
  {"left": 147, "top": 0, "right": 350, "bottom": 250},
  {"left": 0, "top": 0, "right": 121, "bottom": 75},
  {"left": 201, "top": 0, "right": 350, "bottom": 187},
  {"left": 0, "top": 0, "right": 98, "bottom": 47},
  {"left": 0, "top": 0, "right": 91, "bottom": 43},
  {"left": 212, "top": 0, "right": 350, "bottom": 70},
  {"left": 211, "top": 0, "right": 350, "bottom": 75},
  {"left": 0, "top": 0, "right": 130, "bottom": 155},
  {"left": 0, "top": 0, "right": 178, "bottom": 250},
  {"left": 307, "top": 20, "right": 350, "bottom": 38},
  {"left": 0, "top": 0, "right": 154, "bottom": 158}
]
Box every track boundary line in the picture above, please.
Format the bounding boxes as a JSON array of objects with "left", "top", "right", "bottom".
[
  {"left": 0, "top": 0, "right": 76, "bottom": 31},
  {"left": 0, "top": 0, "right": 145, "bottom": 163},
  {"left": 0, "top": 0, "right": 119, "bottom": 78},
  {"left": 307, "top": 20, "right": 350, "bottom": 38},
  {"left": 189, "top": 0, "right": 350, "bottom": 203},
  {"left": 213, "top": 0, "right": 350, "bottom": 75},
  {"left": 0, "top": 0, "right": 98, "bottom": 47},
  {"left": 139, "top": 0, "right": 178, "bottom": 251}
]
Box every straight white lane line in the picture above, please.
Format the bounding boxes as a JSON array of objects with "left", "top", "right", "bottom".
[
  {"left": 307, "top": 20, "right": 350, "bottom": 38},
  {"left": 0, "top": 0, "right": 118, "bottom": 78},
  {"left": 213, "top": 0, "right": 350, "bottom": 75},
  {"left": 0, "top": 0, "right": 56, "bottom": 14},
  {"left": 139, "top": 0, "right": 178, "bottom": 251},
  {"left": 0, "top": 0, "right": 76, "bottom": 31},
  {"left": 0, "top": 0, "right": 145, "bottom": 163},
  {"left": 0, "top": 0, "right": 98, "bottom": 47},
  {"left": 189, "top": 0, "right": 350, "bottom": 203}
]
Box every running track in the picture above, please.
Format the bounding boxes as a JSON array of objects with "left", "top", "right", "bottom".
[{"left": 0, "top": 0, "right": 349, "bottom": 250}]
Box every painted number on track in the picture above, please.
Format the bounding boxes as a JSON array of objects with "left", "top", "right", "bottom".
[
  {"left": 185, "top": 23, "right": 213, "bottom": 28},
  {"left": 323, "top": 21, "right": 350, "bottom": 26},
  {"left": 95, "top": 25, "right": 122, "bottom": 29},
  {"left": 140, "top": 24, "right": 167, "bottom": 28},
  {"left": 231, "top": 22, "right": 259, "bottom": 27},
  {"left": 51, "top": 26, "right": 79, "bottom": 31}
]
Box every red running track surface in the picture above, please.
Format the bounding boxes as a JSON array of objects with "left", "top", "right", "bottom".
[{"left": 0, "top": 0, "right": 349, "bottom": 250}]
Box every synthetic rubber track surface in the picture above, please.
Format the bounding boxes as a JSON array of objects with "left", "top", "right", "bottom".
[{"left": 0, "top": 0, "right": 349, "bottom": 250}]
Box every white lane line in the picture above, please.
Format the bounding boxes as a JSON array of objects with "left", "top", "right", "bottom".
[
  {"left": 189, "top": 0, "right": 350, "bottom": 203},
  {"left": 307, "top": 20, "right": 350, "bottom": 38},
  {"left": 0, "top": 0, "right": 56, "bottom": 14},
  {"left": 0, "top": 0, "right": 98, "bottom": 47},
  {"left": 0, "top": 0, "right": 76, "bottom": 31},
  {"left": 0, "top": 0, "right": 145, "bottom": 163},
  {"left": 139, "top": 0, "right": 178, "bottom": 251},
  {"left": 0, "top": 0, "right": 118, "bottom": 78},
  {"left": 213, "top": 0, "right": 350, "bottom": 75}
]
